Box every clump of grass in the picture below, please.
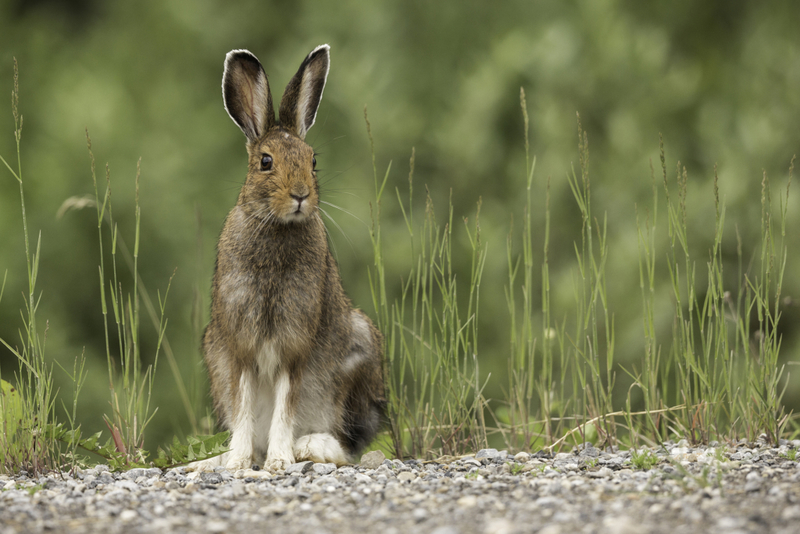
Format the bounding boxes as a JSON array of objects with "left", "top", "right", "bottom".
[
  {"left": 507, "top": 462, "right": 525, "bottom": 475},
  {"left": 630, "top": 143, "right": 793, "bottom": 446},
  {"left": 367, "top": 83, "right": 794, "bottom": 459},
  {"left": 503, "top": 88, "right": 548, "bottom": 451},
  {"left": 0, "top": 59, "right": 83, "bottom": 475},
  {"left": 712, "top": 445, "right": 728, "bottom": 463},
  {"left": 1, "top": 62, "right": 226, "bottom": 473},
  {"left": 630, "top": 448, "right": 658, "bottom": 470},
  {"left": 83, "top": 131, "right": 171, "bottom": 464},
  {"left": 366, "top": 109, "right": 489, "bottom": 459},
  {"left": 501, "top": 95, "right": 617, "bottom": 452}
]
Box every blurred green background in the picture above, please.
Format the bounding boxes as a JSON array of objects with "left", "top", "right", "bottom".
[{"left": 1, "top": 0, "right": 799, "bottom": 451}]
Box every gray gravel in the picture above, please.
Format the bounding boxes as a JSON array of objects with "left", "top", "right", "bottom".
[{"left": 2, "top": 438, "right": 800, "bottom": 533}]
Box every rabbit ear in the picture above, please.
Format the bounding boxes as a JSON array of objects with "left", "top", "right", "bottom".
[
  {"left": 222, "top": 50, "right": 275, "bottom": 142},
  {"left": 279, "top": 44, "right": 330, "bottom": 140}
]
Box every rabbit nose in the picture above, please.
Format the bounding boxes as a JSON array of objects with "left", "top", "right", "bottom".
[{"left": 291, "top": 193, "right": 309, "bottom": 208}]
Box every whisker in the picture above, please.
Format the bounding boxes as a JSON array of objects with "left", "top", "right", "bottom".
[
  {"left": 312, "top": 134, "right": 347, "bottom": 153},
  {"left": 316, "top": 211, "right": 339, "bottom": 261},
  {"left": 320, "top": 200, "right": 369, "bottom": 230},
  {"left": 319, "top": 206, "right": 356, "bottom": 255},
  {"left": 318, "top": 166, "right": 354, "bottom": 186}
]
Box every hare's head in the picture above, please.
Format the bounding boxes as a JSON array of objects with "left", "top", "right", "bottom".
[{"left": 223, "top": 45, "right": 329, "bottom": 224}]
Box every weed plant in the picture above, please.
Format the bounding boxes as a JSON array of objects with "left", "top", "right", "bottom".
[
  {"left": 0, "top": 60, "right": 76, "bottom": 474},
  {"left": 367, "top": 110, "right": 489, "bottom": 459}
]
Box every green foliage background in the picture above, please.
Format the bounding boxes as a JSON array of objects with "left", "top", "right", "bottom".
[{"left": 1, "top": 0, "right": 799, "bottom": 450}]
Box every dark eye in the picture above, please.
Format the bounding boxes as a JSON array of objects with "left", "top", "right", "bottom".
[
  {"left": 260, "top": 155, "right": 273, "bottom": 171},
  {"left": 312, "top": 156, "right": 317, "bottom": 169}
]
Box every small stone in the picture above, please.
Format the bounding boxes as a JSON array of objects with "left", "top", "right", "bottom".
[
  {"left": 200, "top": 472, "right": 223, "bottom": 484},
  {"left": 397, "top": 472, "right": 417, "bottom": 482},
  {"left": 114, "top": 480, "right": 139, "bottom": 492},
  {"left": 285, "top": 461, "right": 313, "bottom": 475},
  {"left": 457, "top": 495, "right": 478, "bottom": 508},
  {"left": 412, "top": 508, "right": 428, "bottom": 522},
  {"left": 313, "top": 463, "right": 336, "bottom": 475},
  {"left": 122, "top": 468, "right": 148, "bottom": 480},
  {"left": 514, "top": 452, "right": 531, "bottom": 463},
  {"left": 360, "top": 450, "right": 386, "bottom": 470},
  {"left": 313, "top": 475, "right": 339, "bottom": 487},
  {"left": 716, "top": 517, "right": 742, "bottom": 529},
  {"left": 484, "top": 518, "right": 514, "bottom": 534},
  {"left": 476, "top": 448, "right": 500, "bottom": 459},
  {"left": 207, "top": 521, "right": 228, "bottom": 533},
  {"left": 781, "top": 505, "right": 800, "bottom": 520},
  {"left": 744, "top": 480, "right": 762, "bottom": 492},
  {"left": 119, "top": 510, "right": 137, "bottom": 522},
  {"left": 602, "top": 516, "right": 638, "bottom": 534},
  {"left": 182, "top": 482, "right": 198, "bottom": 493},
  {"left": 587, "top": 467, "right": 613, "bottom": 478}
]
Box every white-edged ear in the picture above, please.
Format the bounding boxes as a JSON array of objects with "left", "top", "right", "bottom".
[
  {"left": 278, "top": 44, "right": 330, "bottom": 140},
  {"left": 222, "top": 49, "right": 275, "bottom": 142}
]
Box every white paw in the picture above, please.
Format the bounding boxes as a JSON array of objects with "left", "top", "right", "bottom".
[
  {"left": 294, "top": 433, "right": 348, "bottom": 466},
  {"left": 225, "top": 454, "right": 254, "bottom": 472},
  {"left": 186, "top": 453, "right": 225, "bottom": 473},
  {"left": 264, "top": 449, "right": 295, "bottom": 472}
]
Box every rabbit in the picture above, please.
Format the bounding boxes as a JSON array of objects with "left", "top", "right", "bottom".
[{"left": 189, "top": 45, "right": 385, "bottom": 473}]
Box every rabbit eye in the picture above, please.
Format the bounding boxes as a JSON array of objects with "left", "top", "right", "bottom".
[
  {"left": 312, "top": 156, "right": 317, "bottom": 169},
  {"left": 260, "top": 155, "right": 273, "bottom": 171}
]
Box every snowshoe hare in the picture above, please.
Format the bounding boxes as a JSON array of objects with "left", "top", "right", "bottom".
[{"left": 192, "top": 45, "right": 385, "bottom": 472}]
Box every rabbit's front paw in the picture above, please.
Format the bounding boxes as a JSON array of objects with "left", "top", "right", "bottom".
[
  {"left": 186, "top": 457, "right": 219, "bottom": 473},
  {"left": 264, "top": 450, "right": 295, "bottom": 472},
  {"left": 225, "top": 454, "right": 253, "bottom": 472}
]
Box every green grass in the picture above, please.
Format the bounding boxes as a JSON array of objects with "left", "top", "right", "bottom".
[
  {"left": 630, "top": 448, "right": 659, "bottom": 470},
  {"left": 1, "top": 61, "right": 226, "bottom": 474},
  {"left": 0, "top": 59, "right": 72, "bottom": 474},
  {"left": 368, "top": 87, "right": 795, "bottom": 459}
]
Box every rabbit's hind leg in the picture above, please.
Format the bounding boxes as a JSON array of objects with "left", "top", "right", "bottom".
[{"left": 293, "top": 433, "right": 348, "bottom": 465}]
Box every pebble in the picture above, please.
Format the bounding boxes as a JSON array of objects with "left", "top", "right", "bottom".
[
  {"left": 0, "top": 445, "right": 797, "bottom": 533},
  {"left": 284, "top": 461, "right": 313, "bottom": 475},
  {"left": 360, "top": 450, "right": 386, "bottom": 469},
  {"left": 312, "top": 463, "right": 336, "bottom": 476},
  {"left": 475, "top": 448, "right": 500, "bottom": 459}
]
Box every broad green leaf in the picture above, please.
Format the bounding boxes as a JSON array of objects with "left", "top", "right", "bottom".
[{"left": 1, "top": 379, "right": 23, "bottom": 439}]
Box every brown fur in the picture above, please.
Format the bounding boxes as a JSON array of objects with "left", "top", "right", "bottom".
[{"left": 203, "top": 46, "right": 384, "bottom": 469}]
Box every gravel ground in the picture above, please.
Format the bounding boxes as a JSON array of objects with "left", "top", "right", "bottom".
[{"left": 2, "top": 438, "right": 800, "bottom": 534}]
